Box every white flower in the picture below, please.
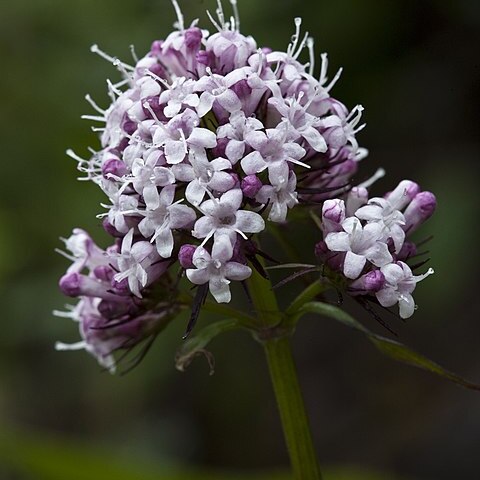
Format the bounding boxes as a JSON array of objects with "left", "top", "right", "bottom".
[
  {"left": 159, "top": 77, "right": 200, "bottom": 118},
  {"left": 192, "top": 189, "right": 265, "bottom": 245},
  {"left": 241, "top": 123, "right": 307, "bottom": 180},
  {"left": 375, "top": 262, "right": 434, "bottom": 319},
  {"left": 355, "top": 197, "right": 406, "bottom": 253},
  {"left": 131, "top": 153, "right": 175, "bottom": 209},
  {"left": 114, "top": 229, "right": 156, "bottom": 297},
  {"left": 152, "top": 109, "right": 217, "bottom": 165},
  {"left": 173, "top": 152, "right": 235, "bottom": 206},
  {"left": 325, "top": 217, "right": 393, "bottom": 279},
  {"left": 138, "top": 185, "right": 196, "bottom": 258},
  {"left": 102, "top": 182, "right": 140, "bottom": 234},
  {"left": 195, "top": 69, "right": 247, "bottom": 117},
  {"left": 186, "top": 235, "right": 252, "bottom": 303},
  {"left": 268, "top": 96, "right": 327, "bottom": 152},
  {"left": 256, "top": 171, "right": 298, "bottom": 222},
  {"left": 216, "top": 110, "right": 264, "bottom": 163}
]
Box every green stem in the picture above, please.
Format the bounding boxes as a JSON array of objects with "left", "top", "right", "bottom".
[
  {"left": 264, "top": 337, "right": 322, "bottom": 480},
  {"left": 247, "top": 269, "right": 322, "bottom": 480}
]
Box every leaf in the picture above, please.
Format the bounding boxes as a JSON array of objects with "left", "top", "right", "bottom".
[
  {"left": 298, "top": 301, "right": 480, "bottom": 391},
  {"left": 175, "top": 319, "right": 241, "bottom": 375}
]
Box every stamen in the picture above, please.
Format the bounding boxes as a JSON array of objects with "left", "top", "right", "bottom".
[
  {"left": 129, "top": 44, "right": 138, "bottom": 63},
  {"left": 229, "top": 0, "right": 240, "bottom": 31},
  {"left": 82, "top": 115, "right": 106, "bottom": 122},
  {"left": 293, "top": 31, "right": 309, "bottom": 60},
  {"left": 171, "top": 0, "right": 185, "bottom": 31},
  {"left": 307, "top": 37, "right": 315, "bottom": 75},
  {"left": 113, "top": 58, "right": 134, "bottom": 84},
  {"left": 358, "top": 168, "right": 386, "bottom": 189},
  {"left": 324, "top": 66, "right": 343, "bottom": 92},
  {"left": 106, "top": 79, "right": 122, "bottom": 98},
  {"left": 144, "top": 69, "right": 171, "bottom": 90},
  {"left": 319, "top": 53, "right": 328, "bottom": 85},
  {"left": 66, "top": 149, "right": 88, "bottom": 164},
  {"left": 90, "top": 44, "right": 134, "bottom": 71},
  {"left": 85, "top": 94, "right": 105, "bottom": 114},
  {"left": 55, "top": 341, "right": 86, "bottom": 351},
  {"left": 206, "top": 10, "right": 222, "bottom": 32},
  {"left": 216, "top": 0, "right": 226, "bottom": 29},
  {"left": 287, "top": 18, "right": 302, "bottom": 57}
]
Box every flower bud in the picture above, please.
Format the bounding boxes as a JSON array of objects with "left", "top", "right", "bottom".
[
  {"left": 346, "top": 186, "right": 368, "bottom": 216},
  {"left": 396, "top": 241, "right": 417, "bottom": 261},
  {"left": 404, "top": 191, "right": 436, "bottom": 233},
  {"left": 102, "top": 159, "right": 128, "bottom": 178},
  {"left": 349, "top": 269, "right": 386, "bottom": 295},
  {"left": 241, "top": 175, "right": 262, "bottom": 198},
  {"left": 102, "top": 218, "right": 123, "bottom": 238},
  {"left": 386, "top": 180, "right": 420, "bottom": 211},
  {"left": 60, "top": 272, "right": 117, "bottom": 300},
  {"left": 322, "top": 199, "right": 345, "bottom": 234},
  {"left": 178, "top": 244, "right": 197, "bottom": 269}
]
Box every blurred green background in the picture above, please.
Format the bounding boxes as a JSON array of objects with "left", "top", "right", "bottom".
[{"left": 0, "top": 0, "right": 479, "bottom": 479}]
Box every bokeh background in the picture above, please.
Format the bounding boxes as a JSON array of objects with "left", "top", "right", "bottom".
[{"left": 0, "top": 1, "right": 479, "bottom": 479}]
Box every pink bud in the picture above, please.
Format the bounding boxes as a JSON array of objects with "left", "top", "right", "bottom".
[
  {"left": 178, "top": 244, "right": 196, "bottom": 269},
  {"left": 404, "top": 191, "right": 436, "bottom": 233},
  {"left": 241, "top": 175, "right": 262, "bottom": 198}
]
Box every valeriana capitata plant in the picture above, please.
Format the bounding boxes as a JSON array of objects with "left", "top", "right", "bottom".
[{"left": 55, "top": 1, "right": 479, "bottom": 477}]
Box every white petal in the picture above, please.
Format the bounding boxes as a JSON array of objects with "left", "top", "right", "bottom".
[
  {"left": 192, "top": 216, "right": 214, "bottom": 239},
  {"left": 220, "top": 189, "right": 243, "bottom": 212},
  {"left": 165, "top": 140, "right": 186, "bottom": 164},
  {"left": 343, "top": 251, "right": 366, "bottom": 279},
  {"left": 302, "top": 127, "right": 327, "bottom": 152},
  {"left": 143, "top": 184, "right": 160, "bottom": 210},
  {"left": 225, "top": 139, "right": 245, "bottom": 163},
  {"left": 186, "top": 268, "right": 210, "bottom": 285},
  {"left": 398, "top": 293, "right": 415, "bottom": 319},
  {"left": 155, "top": 228, "right": 174, "bottom": 258},
  {"left": 375, "top": 287, "right": 398, "bottom": 308},
  {"left": 217, "top": 89, "right": 241, "bottom": 113},
  {"left": 209, "top": 171, "right": 235, "bottom": 193},
  {"left": 224, "top": 262, "right": 252, "bottom": 281},
  {"left": 212, "top": 235, "right": 233, "bottom": 263},
  {"left": 241, "top": 151, "right": 266, "bottom": 175},
  {"left": 197, "top": 92, "right": 215, "bottom": 117},
  {"left": 209, "top": 277, "right": 231, "bottom": 303},
  {"left": 325, "top": 231, "right": 351, "bottom": 252},
  {"left": 186, "top": 180, "right": 206, "bottom": 206},
  {"left": 366, "top": 242, "right": 393, "bottom": 268},
  {"left": 169, "top": 204, "right": 196, "bottom": 229},
  {"left": 235, "top": 210, "right": 265, "bottom": 234},
  {"left": 188, "top": 127, "right": 217, "bottom": 148}
]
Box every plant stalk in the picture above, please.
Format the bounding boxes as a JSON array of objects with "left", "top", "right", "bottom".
[{"left": 247, "top": 269, "right": 322, "bottom": 480}]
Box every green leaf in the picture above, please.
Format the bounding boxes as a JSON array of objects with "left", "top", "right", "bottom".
[
  {"left": 298, "top": 301, "right": 480, "bottom": 391},
  {"left": 175, "top": 319, "right": 241, "bottom": 375}
]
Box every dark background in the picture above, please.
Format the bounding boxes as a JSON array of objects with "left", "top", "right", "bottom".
[{"left": 0, "top": 1, "right": 479, "bottom": 479}]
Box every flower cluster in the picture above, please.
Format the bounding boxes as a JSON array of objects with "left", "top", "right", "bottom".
[
  {"left": 55, "top": 229, "right": 178, "bottom": 371},
  {"left": 315, "top": 180, "right": 436, "bottom": 318},
  {"left": 56, "top": 1, "right": 435, "bottom": 369}
]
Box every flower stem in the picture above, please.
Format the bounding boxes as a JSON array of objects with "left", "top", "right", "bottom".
[
  {"left": 264, "top": 337, "right": 322, "bottom": 479},
  {"left": 247, "top": 269, "right": 322, "bottom": 479}
]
